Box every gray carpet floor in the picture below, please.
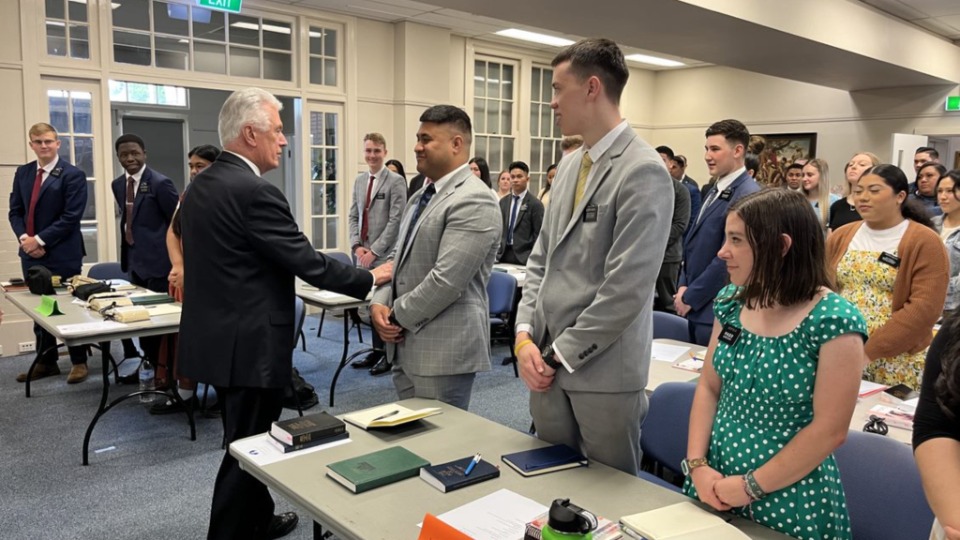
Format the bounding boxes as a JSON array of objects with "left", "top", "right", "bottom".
[{"left": 0, "top": 314, "right": 530, "bottom": 540}]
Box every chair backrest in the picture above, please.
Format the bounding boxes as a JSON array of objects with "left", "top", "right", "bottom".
[
  {"left": 640, "top": 382, "right": 696, "bottom": 476},
  {"left": 653, "top": 311, "right": 690, "bottom": 342},
  {"left": 833, "top": 430, "right": 934, "bottom": 540},
  {"left": 326, "top": 251, "right": 353, "bottom": 266},
  {"left": 294, "top": 297, "right": 306, "bottom": 349},
  {"left": 87, "top": 262, "right": 130, "bottom": 281},
  {"left": 487, "top": 271, "right": 517, "bottom": 316}
]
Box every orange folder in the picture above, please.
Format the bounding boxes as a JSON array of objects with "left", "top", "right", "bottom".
[{"left": 418, "top": 513, "right": 473, "bottom": 540}]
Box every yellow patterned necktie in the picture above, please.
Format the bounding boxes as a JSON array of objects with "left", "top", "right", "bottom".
[{"left": 573, "top": 152, "right": 593, "bottom": 214}]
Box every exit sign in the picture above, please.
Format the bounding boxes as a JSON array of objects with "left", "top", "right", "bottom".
[
  {"left": 947, "top": 96, "right": 960, "bottom": 112},
  {"left": 197, "top": 0, "right": 242, "bottom": 13}
]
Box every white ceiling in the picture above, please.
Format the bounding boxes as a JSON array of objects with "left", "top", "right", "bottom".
[
  {"left": 273, "top": 0, "right": 959, "bottom": 90},
  {"left": 859, "top": 0, "right": 960, "bottom": 41}
]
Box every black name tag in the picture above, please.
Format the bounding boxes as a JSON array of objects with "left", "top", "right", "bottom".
[
  {"left": 878, "top": 252, "right": 900, "bottom": 268},
  {"left": 583, "top": 204, "right": 598, "bottom": 222},
  {"left": 50, "top": 166, "right": 63, "bottom": 178},
  {"left": 718, "top": 323, "right": 742, "bottom": 346},
  {"left": 138, "top": 181, "right": 150, "bottom": 194},
  {"left": 375, "top": 193, "right": 385, "bottom": 200},
  {"left": 718, "top": 189, "right": 733, "bottom": 201}
]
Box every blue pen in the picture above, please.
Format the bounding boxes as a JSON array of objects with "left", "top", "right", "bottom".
[{"left": 464, "top": 453, "right": 482, "bottom": 476}]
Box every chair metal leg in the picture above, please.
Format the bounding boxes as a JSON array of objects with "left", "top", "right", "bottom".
[{"left": 316, "top": 310, "right": 326, "bottom": 338}]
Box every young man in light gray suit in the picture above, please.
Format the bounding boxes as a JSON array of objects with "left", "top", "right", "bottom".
[
  {"left": 348, "top": 132, "right": 407, "bottom": 375},
  {"left": 370, "top": 105, "right": 502, "bottom": 410},
  {"left": 515, "top": 38, "right": 674, "bottom": 475}
]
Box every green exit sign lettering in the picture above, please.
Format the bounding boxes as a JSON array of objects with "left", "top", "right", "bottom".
[
  {"left": 947, "top": 96, "right": 960, "bottom": 112},
  {"left": 197, "top": 0, "right": 242, "bottom": 14}
]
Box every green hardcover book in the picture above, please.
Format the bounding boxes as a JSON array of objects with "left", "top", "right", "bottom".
[
  {"left": 326, "top": 446, "right": 430, "bottom": 493},
  {"left": 129, "top": 293, "right": 176, "bottom": 306}
]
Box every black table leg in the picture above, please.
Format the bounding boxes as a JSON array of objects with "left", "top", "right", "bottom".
[
  {"left": 24, "top": 343, "right": 63, "bottom": 398},
  {"left": 328, "top": 308, "right": 372, "bottom": 407}
]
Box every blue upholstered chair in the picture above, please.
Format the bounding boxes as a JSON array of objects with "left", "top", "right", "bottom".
[
  {"left": 834, "top": 430, "right": 934, "bottom": 540},
  {"left": 487, "top": 271, "right": 518, "bottom": 376},
  {"left": 639, "top": 381, "right": 697, "bottom": 492},
  {"left": 653, "top": 311, "right": 690, "bottom": 342}
]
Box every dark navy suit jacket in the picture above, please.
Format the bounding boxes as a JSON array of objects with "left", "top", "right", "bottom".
[
  {"left": 111, "top": 166, "right": 179, "bottom": 279},
  {"left": 679, "top": 171, "right": 760, "bottom": 325},
  {"left": 8, "top": 159, "right": 87, "bottom": 277}
]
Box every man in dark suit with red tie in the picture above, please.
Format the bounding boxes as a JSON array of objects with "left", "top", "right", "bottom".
[
  {"left": 110, "top": 134, "right": 179, "bottom": 373},
  {"left": 179, "top": 88, "right": 392, "bottom": 540},
  {"left": 9, "top": 122, "right": 89, "bottom": 383}
]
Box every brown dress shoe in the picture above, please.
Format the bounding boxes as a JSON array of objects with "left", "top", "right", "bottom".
[
  {"left": 16, "top": 363, "right": 61, "bottom": 383},
  {"left": 67, "top": 364, "right": 89, "bottom": 384}
]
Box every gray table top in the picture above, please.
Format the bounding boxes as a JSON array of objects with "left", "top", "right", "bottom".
[
  {"left": 3, "top": 289, "right": 180, "bottom": 347},
  {"left": 232, "top": 398, "right": 789, "bottom": 540}
]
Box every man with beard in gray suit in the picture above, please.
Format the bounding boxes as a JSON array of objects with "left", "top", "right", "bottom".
[
  {"left": 370, "top": 105, "right": 501, "bottom": 410},
  {"left": 515, "top": 38, "right": 673, "bottom": 475}
]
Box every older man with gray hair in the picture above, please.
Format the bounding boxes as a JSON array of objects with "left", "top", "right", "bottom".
[{"left": 179, "top": 88, "right": 391, "bottom": 540}]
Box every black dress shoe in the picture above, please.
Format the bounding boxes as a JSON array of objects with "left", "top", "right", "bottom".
[
  {"left": 369, "top": 357, "right": 391, "bottom": 376},
  {"left": 351, "top": 350, "right": 383, "bottom": 369},
  {"left": 266, "top": 512, "right": 299, "bottom": 539},
  {"left": 203, "top": 399, "right": 221, "bottom": 418},
  {"left": 149, "top": 395, "right": 198, "bottom": 415}
]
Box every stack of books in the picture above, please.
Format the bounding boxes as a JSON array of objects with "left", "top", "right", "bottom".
[{"left": 268, "top": 411, "right": 348, "bottom": 454}]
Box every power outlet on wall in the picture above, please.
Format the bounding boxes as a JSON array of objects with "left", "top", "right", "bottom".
[{"left": 18, "top": 342, "right": 36, "bottom": 354}]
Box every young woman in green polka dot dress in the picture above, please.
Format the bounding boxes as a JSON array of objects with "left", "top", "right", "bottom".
[{"left": 683, "top": 189, "right": 868, "bottom": 540}]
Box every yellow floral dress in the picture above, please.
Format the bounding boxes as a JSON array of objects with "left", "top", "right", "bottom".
[{"left": 835, "top": 250, "right": 925, "bottom": 388}]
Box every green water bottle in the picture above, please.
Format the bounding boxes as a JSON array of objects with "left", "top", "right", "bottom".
[{"left": 541, "top": 498, "right": 598, "bottom": 540}]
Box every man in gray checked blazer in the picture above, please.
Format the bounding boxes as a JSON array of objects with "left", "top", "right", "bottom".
[
  {"left": 515, "top": 39, "right": 673, "bottom": 475},
  {"left": 348, "top": 132, "right": 407, "bottom": 375},
  {"left": 371, "top": 105, "right": 501, "bottom": 410}
]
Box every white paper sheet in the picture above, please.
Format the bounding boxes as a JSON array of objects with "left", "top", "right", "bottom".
[
  {"left": 858, "top": 380, "right": 888, "bottom": 397},
  {"left": 651, "top": 342, "right": 690, "bottom": 363},
  {"left": 231, "top": 433, "right": 352, "bottom": 467},
  {"left": 57, "top": 321, "right": 128, "bottom": 335},
  {"left": 431, "top": 489, "right": 547, "bottom": 540}
]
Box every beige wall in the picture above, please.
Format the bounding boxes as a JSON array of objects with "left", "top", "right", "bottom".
[{"left": 3, "top": 0, "right": 960, "bottom": 358}]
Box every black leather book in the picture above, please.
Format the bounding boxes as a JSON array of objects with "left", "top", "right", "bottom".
[{"left": 270, "top": 411, "right": 346, "bottom": 446}]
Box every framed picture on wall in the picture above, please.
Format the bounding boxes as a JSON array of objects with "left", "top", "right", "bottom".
[{"left": 750, "top": 132, "right": 818, "bottom": 187}]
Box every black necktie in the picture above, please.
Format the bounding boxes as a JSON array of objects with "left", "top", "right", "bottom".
[{"left": 400, "top": 183, "right": 436, "bottom": 254}]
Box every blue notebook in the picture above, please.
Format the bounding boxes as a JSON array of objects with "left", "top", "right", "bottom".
[
  {"left": 419, "top": 456, "right": 500, "bottom": 492},
  {"left": 501, "top": 444, "right": 588, "bottom": 477}
]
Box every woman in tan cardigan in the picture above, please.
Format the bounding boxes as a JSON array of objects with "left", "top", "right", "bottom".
[{"left": 827, "top": 164, "right": 948, "bottom": 389}]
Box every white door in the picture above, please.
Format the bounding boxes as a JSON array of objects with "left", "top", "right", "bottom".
[
  {"left": 304, "top": 104, "right": 344, "bottom": 252},
  {"left": 891, "top": 133, "right": 928, "bottom": 181}
]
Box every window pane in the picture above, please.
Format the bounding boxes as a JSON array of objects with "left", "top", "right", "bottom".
[
  {"left": 193, "top": 8, "right": 224, "bottom": 41},
  {"left": 309, "top": 57, "right": 324, "bottom": 85},
  {"left": 531, "top": 142, "right": 541, "bottom": 175},
  {"left": 324, "top": 113, "right": 337, "bottom": 146},
  {"left": 74, "top": 137, "right": 95, "bottom": 178},
  {"left": 487, "top": 63, "right": 499, "bottom": 99},
  {"left": 69, "top": 24, "right": 90, "bottom": 59},
  {"left": 46, "top": 0, "right": 65, "bottom": 20},
  {"left": 228, "top": 15, "right": 261, "bottom": 47},
  {"left": 261, "top": 19, "right": 291, "bottom": 51},
  {"left": 325, "top": 217, "right": 337, "bottom": 249},
  {"left": 72, "top": 94, "right": 92, "bottom": 134},
  {"left": 194, "top": 42, "right": 226, "bottom": 74},
  {"left": 487, "top": 100, "right": 499, "bottom": 135},
  {"left": 502, "top": 64, "right": 514, "bottom": 95},
  {"left": 154, "top": 1, "right": 189, "bottom": 36},
  {"left": 473, "top": 98, "right": 485, "bottom": 133},
  {"left": 155, "top": 36, "right": 189, "bottom": 70},
  {"left": 82, "top": 180, "right": 96, "bottom": 220},
  {"left": 489, "top": 138, "right": 501, "bottom": 170},
  {"left": 503, "top": 138, "right": 514, "bottom": 165},
  {"left": 112, "top": 0, "right": 150, "bottom": 31},
  {"left": 311, "top": 183, "right": 324, "bottom": 215},
  {"left": 540, "top": 106, "right": 551, "bottom": 140},
  {"left": 113, "top": 31, "right": 151, "bottom": 66},
  {"left": 474, "top": 72, "right": 484, "bottom": 99},
  {"left": 126, "top": 82, "right": 156, "bottom": 104},
  {"left": 49, "top": 93, "right": 69, "bottom": 132},
  {"left": 46, "top": 22, "right": 67, "bottom": 56},
  {"left": 323, "top": 59, "right": 337, "bottom": 86},
  {"left": 542, "top": 71, "right": 553, "bottom": 102},
  {"left": 310, "top": 115, "right": 324, "bottom": 146},
  {"left": 68, "top": 0, "right": 87, "bottom": 22},
  {"left": 109, "top": 80, "right": 127, "bottom": 102},
  {"left": 82, "top": 224, "right": 99, "bottom": 263},
  {"left": 324, "top": 29, "right": 337, "bottom": 57},
  {"left": 57, "top": 135, "right": 72, "bottom": 162},
  {"left": 309, "top": 28, "right": 324, "bottom": 55},
  {"left": 530, "top": 105, "right": 539, "bottom": 137},
  {"left": 531, "top": 71, "right": 541, "bottom": 106},
  {"left": 325, "top": 183, "right": 337, "bottom": 213},
  {"left": 263, "top": 51, "right": 291, "bottom": 81},
  {"left": 501, "top": 101, "right": 512, "bottom": 134},
  {"left": 311, "top": 218, "right": 324, "bottom": 250},
  {"left": 229, "top": 46, "right": 260, "bottom": 78},
  {"left": 475, "top": 137, "right": 487, "bottom": 161},
  {"left": 324, "top": 149, "right": 337, "bottom": 180}
]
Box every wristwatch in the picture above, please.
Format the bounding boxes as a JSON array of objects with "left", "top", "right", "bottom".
[
  {"left": 680, "top": 457, "right": 709, "bottom": 476},
  {"left": 541, "top": 344, "right": 562, "bottom": 370}
]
